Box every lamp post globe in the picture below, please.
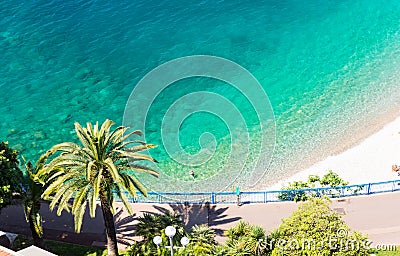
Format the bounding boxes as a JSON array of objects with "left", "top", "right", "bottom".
[
  {"left": 165, "top": 226, "right": 176, "bottom": 238},
  {"left": 153, "top": 236, "right": 162, "bottom": 246},
  {"left": 180, "top": 237, "right": 190, "bottom": 247}
]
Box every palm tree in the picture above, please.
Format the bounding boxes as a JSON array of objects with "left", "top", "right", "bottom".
[
  {"left": 184, "top": 224, "right": 217, "bottom": 255},
  {"left": 136, "top": 211, "right": 184, "bottom": 243},
  {"left": 38, "top": 120, "right": 158, "bottom": 256},
  {"left": 189, "top": 224, "right": 217, "bottom": 242},
  {"left": 245, "top": 225, "right": 267, "bottom": 255},
  {"left": 22, "top": 151, "right": 58, "bottom": 249},
  {"left": 22, "top": 156, "right": 46, "bottom": 248},
  {"left": 126, "top": 211, "right": 184, "bottom": 256},
  {"left": 224, "top": 221, "right": 268, "bottom": 256}
]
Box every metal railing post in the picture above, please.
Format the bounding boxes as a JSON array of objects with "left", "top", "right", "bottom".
[{"left": 211, "top": 192, "right": 216, "bottom": 204}]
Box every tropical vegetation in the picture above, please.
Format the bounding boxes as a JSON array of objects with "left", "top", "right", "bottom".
[
  {"left": 21, "top": 154, "right": 49, "bottom": 248},
  {"left": 222, "top": 220, "right": 270, "bottom": 255},
  {"left": 278, "top": 170, "right": 349, "bottom": 201},
  {"left": 270, "top": 198, "right": 369, "bottom": 255},
  {"left": 0, "top": 141, "right": 23, "bottom": 210},
  {"left": 12, "top": 235, "right": 107, "bottom": 256},
  {"left": 125, "top": 210, "right": 184, "bottom": 255},
  {"left": 123, "top": 198, "right": 375, "bottom": 256},
  {"left": 37, "top": 119, "right": 159, "bottom": 256},
  {"left": 184, "top": 224, "right": 218, "bottom": 255}
]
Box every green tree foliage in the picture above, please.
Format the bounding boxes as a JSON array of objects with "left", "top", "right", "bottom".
[
  {"left": 37, "top": 120, "right": 158, "bottom": 256},
  {"left": 0, "top": 141, "right": 23, "bottom": 209},
  {"left": 319, "top": 171, "right": 349, "bottom": 187},
  {"left": 278, "top": 181, "right": 310, "bottom": 202},
  {"left": 270, "top": 198, "right": 370, "bottom": 256},
  {"left": 278, "top": 170, "right": 349, "bottom": 202}
]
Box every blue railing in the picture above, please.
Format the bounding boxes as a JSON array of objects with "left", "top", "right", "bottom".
[{"left": 120, "top": 179, "right": 400, "bottom": 204}]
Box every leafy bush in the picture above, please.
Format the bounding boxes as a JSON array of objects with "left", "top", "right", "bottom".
[
  {"left": 278, "top": 181, "right": 310, "bottom": 202},
  {"left": 270, "top": 198, "right": 370, "bottom": 256},
  {"left": 0, "top": 141, "right": 23, "bottom": 209},
  {"left": 278, "top": 170, "right": 349, "bottom": 202}
]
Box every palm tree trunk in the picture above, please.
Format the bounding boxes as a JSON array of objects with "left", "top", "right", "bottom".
[{"left": 99, "top": 193, "right": 119, "bottom": 256}]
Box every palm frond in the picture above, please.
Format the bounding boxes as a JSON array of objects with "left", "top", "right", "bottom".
[
  {"left": 124, "top": 174, "right": 148, "bottom": 197},
  {"left": 115, "top": 187, "right": 133, "bottom": 215},
  {"left": 56, "top": 189, "right": 75, "bottom": 215},
  {"left": 74, "top": 122, "right": 97, "bottom": 155},
  {"left": 122, "top": 164, "right": 159, "bottom": 177},
  {"left": 113, "top": 150, "right": 158, "bottom": 163},
  {"left": 72, "top": 184, "right": 91, "bottom": 216},
  {"left": 38, "top": 119, "right": 158, "bottom": 236},
  {"left": 74, "top": 200, "right": 87, "bottom": 233}
]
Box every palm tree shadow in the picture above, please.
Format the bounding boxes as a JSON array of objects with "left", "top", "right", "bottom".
[
  {"left": 114, "top": 208, "right": 139, "bottom": 246},
  {"left": 113, "top": 203, "right": 242, "bottom": 245},
  {"left": 150, "top": 203, "right": 241, "bottom": 236},
  {"left": 206, "top": 205, "right": 241, "bottom": 236}
]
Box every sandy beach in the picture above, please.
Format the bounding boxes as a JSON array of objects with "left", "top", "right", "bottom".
[{"left": 268, "top": 113, "right": 400, "bottom": 190}]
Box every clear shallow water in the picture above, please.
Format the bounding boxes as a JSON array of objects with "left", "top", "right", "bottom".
[{"left": 1, "top": 0, "right": 400, "bottom": 191}]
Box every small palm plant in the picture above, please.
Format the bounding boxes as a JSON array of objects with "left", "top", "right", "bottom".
[
  {"left": 37, "top": 119, "right": 158, "bottom": 256},
  {"left": 22, "top": 154, "right": 48, "bottom": 249},
  {"left": 184, "top": 224, "right": 218, "bottom": 255},
  {"left": 126, "top": 211, "right": 184, "bottom": 256},
  {"left": 136, "top": 211, "right": 184, "bottom": 242},
  {"left": 224, "top": 221, "right": 268, "bottom": 256},
  {"left": 22, "top": 151, "right": 61, "bottom": 249}
]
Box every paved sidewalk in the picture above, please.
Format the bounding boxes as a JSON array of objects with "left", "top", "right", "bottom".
[
  {"left": 209, "top": 191, "right": 400, "bottom": 245},
  {"left": 0, "top": 191, "right": 399, "bottom": 248}
]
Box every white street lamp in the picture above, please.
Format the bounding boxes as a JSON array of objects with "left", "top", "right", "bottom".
[
  {"left": 165, "top": 226, "right": 176, "bottom": 256},
  {"left": 152, "top": 226, "right": 189, "bottom": 256},
  {"left": 180, "top": 237, "right": 190, "bottom": 247},
  {"left": 153, "top": 236, "right": 162, "bottom": 246},
  {"left": 165, "top": 226, "right": 176, "bottom": 238}
]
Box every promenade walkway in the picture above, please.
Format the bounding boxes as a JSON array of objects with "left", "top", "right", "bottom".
[{"left": 0, "top": 191, "right": 399, "bottom": 248}]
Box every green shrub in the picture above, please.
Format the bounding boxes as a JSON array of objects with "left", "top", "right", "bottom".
[
  {"left": 271, "top": 198, "right": 370, "bottom": 256},
  {"left": 278, "top": 170, "right": 349, "bottom": 202},
  {"left": 0, "top": 141, "right": 23, "bottom": 209}
]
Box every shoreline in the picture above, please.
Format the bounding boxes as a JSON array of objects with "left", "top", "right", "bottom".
[{"left": 267, "top": 111, "right": 400, "bottom": 190}]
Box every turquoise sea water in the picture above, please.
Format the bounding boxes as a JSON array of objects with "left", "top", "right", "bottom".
[{"left": 1, "top": 0, "right": 400, "bottom": 191}]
